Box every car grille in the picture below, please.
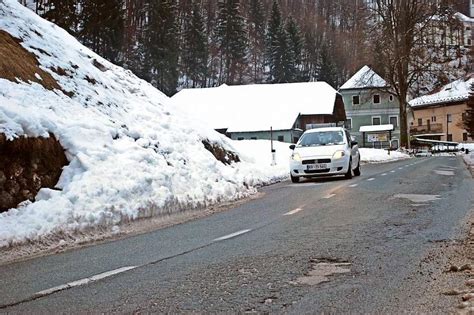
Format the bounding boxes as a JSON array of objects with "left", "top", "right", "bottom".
[{"left": 302, "top": 159, "right": 331, "bottom": 165}]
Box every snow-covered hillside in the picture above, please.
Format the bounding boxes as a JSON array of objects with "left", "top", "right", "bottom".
[{"left": 0, "top": 0, "right": 289, "bottom": 248}]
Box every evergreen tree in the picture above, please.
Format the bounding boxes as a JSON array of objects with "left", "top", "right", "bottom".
[
  {"left": 286, "top": 16, "right": 304, "bottom": 81},
  {"left": 215, "top": 0, "right": 248, "bottom": 85},
  {"left": 79, "top": 0, "right": 124, "bottom": 65},
  {"left": 266, "top": 1, "right": 292, "bottom": 83},
  {"left": 182, "top": 2, "right": 208, "bottom": 88},
  {"left": 42, "top": 0, "right": 79, "bottom": 35},
  {"left": 248, "top": 0, "right": 265, "bottom": 83},
  {"left": 318, "top": 42, "right": 338, "bottom": 88},
  {"left": 144, "top": 0, "right": 179, "bottom": 96}
]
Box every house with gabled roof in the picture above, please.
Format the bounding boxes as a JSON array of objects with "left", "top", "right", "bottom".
[
  {"left": 171, "top": 82, "right": 346, "bottom": 143},
  {"left": 339, "top": 65, "right": 401, "bottom": 149},
  {"left": 409, "top": 77, "right": 473, "bottom": 143}
]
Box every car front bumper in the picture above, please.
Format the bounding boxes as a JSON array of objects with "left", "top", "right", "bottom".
[{"left": 290, "top": 156, "right": 350, "bottom": 178}]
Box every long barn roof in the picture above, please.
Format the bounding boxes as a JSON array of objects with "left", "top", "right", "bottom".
[{"left": 171, "top": 82, "right": 340, "bottom": 133}]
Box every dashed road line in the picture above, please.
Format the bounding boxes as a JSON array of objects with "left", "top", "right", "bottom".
[
  {"left": 367, "top": 178, "right": 375, "bottom": 181},
  {"left": 349, "top": 184, "right": 358, "bottom": 187},
  {"left": 213, "top": 229, "right": 251, "bottom": 242},
  {"left": 323, "top": 194, "right": 336, "bottom": 199},
  {"left": 381, "top": 173, "right": 387, "bottom": 176},
  {"left": 283, "top": 207, "right": 304, "bottom": 216}
]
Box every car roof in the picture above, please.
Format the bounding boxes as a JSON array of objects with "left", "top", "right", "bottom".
[{"left": 303, "top": 127, "right": 345, "bottom": 134}]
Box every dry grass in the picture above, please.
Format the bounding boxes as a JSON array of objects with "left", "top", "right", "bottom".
[{"left": 0, "top": 30, "right": 61, "bottom": 91}]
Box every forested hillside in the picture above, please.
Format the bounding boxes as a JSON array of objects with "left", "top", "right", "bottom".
[{"left": 19, "top": 0, "right": 472, "bottom": 97}]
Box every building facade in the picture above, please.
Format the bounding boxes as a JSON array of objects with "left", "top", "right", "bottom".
[
  {"left": 409, "top": 77, "right": 473, "bottom": 143},
  {"left": 339, "top": 66, "right": 401, "bottom": 149}
]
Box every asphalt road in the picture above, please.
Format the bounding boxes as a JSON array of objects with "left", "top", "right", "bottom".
[{"left": 0, "top": 156, "right": 473, "bottom": 313}]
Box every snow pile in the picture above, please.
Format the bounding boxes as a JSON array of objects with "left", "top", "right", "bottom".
[
  {"left": 359, "top": 148, "right": 411, "bottom": 163},
  {"left": 0, "top": 1, "right": 286, "bottom": 247}
]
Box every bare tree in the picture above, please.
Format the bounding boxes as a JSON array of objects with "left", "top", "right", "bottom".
[{"left": 369, "top": 0, "right": 462, "bottom": 147}]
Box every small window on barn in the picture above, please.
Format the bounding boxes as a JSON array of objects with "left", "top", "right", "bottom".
[
  {"left": 237, "top": 137, "right": 244, "bottom": 140},
  {"left": 389, "top": 95, "right": 394, "bottom": 102},
  {"left": 467, "top": 39, "right": 472, "bottom": 46},
  {"left": 251, "top": 137, "right": 257, "bottom": 140},
  {"left": 373, "top": 94, "right": 380, "bottom": 104},
  {"left": 463, "top": 133, "right": 468, "bottom": 141},
  {"left": 277, "top": 135, "right": 284, "bottom": 142},
  {"left": 447, "top": 114, "right": 452, "bottom": 123},
  {"left": 418, "top": 118, "right": 423, "bottom": 126},
  {"left": 352, "top": 95, "right": 360, "bottom": 105},
  {"left": 431, "top": 116, "right": 436, "bottom": 122},
  {"left": 447, "top": 134, "right": 453, "bottom": 141}
]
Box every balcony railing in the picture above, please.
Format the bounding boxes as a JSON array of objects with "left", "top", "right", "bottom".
[{"left": 410, "top": 123, "right": 443, "bottom": 135}]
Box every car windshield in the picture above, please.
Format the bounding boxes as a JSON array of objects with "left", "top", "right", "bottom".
[{"left": 297, "top": 131, "right": 345, "bottom": 147}]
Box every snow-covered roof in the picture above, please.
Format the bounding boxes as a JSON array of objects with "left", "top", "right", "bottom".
[
  {"left": 340, "top": 65, "right": 388, "bottom": 90},
  {"left": 359, "top": 124, "right": 394, "bottom": 132},
  {"left": 455, "top": 12, "right": 474, "bottom": 24},
  {"left": 171, "top": 82, "right": 339, "bottom": 133},
  {"left": 409, "top": 78, "right": 474, "bottom": 108}
]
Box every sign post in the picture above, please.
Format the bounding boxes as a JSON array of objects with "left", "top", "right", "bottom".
[{"left": 270, "top": 126, "right": 276, "bottom": 166}]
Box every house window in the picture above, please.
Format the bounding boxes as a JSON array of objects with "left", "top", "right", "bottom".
[
  {"left": 277, "top": 135, "right": 284, "bottom": 142},
  {"left": 418, "top": 118, "right": 422, "bottom": 126},
  {"left": 447, "top": 114, "right": 452, "bottom": 123},
  {"left": 237, "top": 137, "right": 244, "bottom": 140},
  {"left": 372, "top": 116, "right": 381, "bottom": 125},
  {"left": 431, "top": 116, "right": 436, "bottom": 122},
  {"left": 463, "top": 112, "right": 468, "bottom": 121},
  {"left": 389, "top": 116, "right": 398, "bottom": 128},
  {"left": 389, "top": 95, "right": 394, "bottom": 102},
  {"left": 345, "top": 118, "right": 352, "bottom": 130},
  {"left": 463, "top": 133, "right": 468, "bottom": 141},
  {"left": 467, "top": 39, "right": 472, "bottom": 46},
  {"left": 447, "top": 134, "right": 453, "bottom": 141},
  {"left": 373, "top": 94, "right": 380, "bottom": 104},
  {"left": 352, "top": 95, "right": 360, "bottom": 105}
]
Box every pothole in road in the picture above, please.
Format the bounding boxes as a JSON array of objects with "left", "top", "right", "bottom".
[
  {"left": 294, "top": 258, "right": 351, "bottom": 286},
  {"left": 393, "top": 194, "right": 440, "bottom": 203}
]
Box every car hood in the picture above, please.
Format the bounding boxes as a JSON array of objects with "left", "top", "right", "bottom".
[{"left": 294, "top": 144, "right": 346, "bottom": 158}]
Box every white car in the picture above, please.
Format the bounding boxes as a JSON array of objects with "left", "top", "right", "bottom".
[
  {"left": 415, "top": 149, "right": 432, "bottom": 157},
  {"left": 289, "top": 127, "right": 361, "bottom": 183}
]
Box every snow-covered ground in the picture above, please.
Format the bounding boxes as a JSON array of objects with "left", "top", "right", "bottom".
[
  {"left": 359, "top": 148, "right": 410, "bottom": 163},
  {"left": 0, "top": 0, "right": 413, "bottom": 249}
]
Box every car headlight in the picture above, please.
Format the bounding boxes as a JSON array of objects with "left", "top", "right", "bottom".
[
  {"left": 332, "top": 150, "right": 345, "bottom": 159},
  {"left": 291, "top": 153, "right": 302, "bottom": 161}
]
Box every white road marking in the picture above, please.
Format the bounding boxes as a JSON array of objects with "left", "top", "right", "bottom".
[
  {"left": 284, "top": 207, "right": 304, "bottom": 216},
  {"left": 323, "top": 194, "right": 335, "bottom": 199},
  {"left": 367, "top": 178, "right": 375, "bottom": 181},
  {"left": 381, "top": 173, "right": 387, "bottom": 176},
  {"left": 349, "top": 184, "right": 358, "bottom": 187},
  {"left": 390, "top": 170, "right": 396, "bottom": 173},
  {"left": 213, "top": 229, "right": 251, "bottom": 242},
  {"left": 34, "top": 266, "right": 137, "bottom": 298},
  {"left": 398, "top": 167, "right": 403, "bottom": 170},
  {"left": 435, "top": 170, "right": 454, "bottom": 176}
]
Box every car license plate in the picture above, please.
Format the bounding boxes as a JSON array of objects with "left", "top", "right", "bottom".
[{"left": 307, "top": 164, "right": 327, "bottom": 170}]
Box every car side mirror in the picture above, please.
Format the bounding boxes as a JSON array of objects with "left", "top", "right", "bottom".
[
  {"left": 289, "top": 144, "right": 296, "bottom": 150},
  {"left": 351, "top": 141, "right": 358, "bottom": 147}
]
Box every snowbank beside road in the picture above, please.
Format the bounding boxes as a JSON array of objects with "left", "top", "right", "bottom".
[
  {"left": 0, "top": 1, "right": 287, "bottom": 248},
  {"left": 359, "top": 148, "right": 411, "bottom": 163}
]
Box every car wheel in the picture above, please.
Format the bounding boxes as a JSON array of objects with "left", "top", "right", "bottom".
[
  {"left": 354, "top": 161, "right": 361, "bottom": 176},
  {"left": 345, "top": 160, "right": 353, "bottom": 179},
  {"left": 290, "top": 174, "right": 300, "bottom": 183}
]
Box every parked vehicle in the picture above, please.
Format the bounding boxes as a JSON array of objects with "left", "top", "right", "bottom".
[
  {"left": 289, "top": 127, "right": 360, "bottom": 183},
  {"left": 415, "top": 149, "right": 432, "bottom": 157}
]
